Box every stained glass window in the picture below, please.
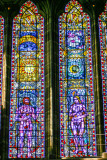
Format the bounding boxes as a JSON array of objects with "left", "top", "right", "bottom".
[
  {"left": 8, "top": 1, "right": 45, "bottom": 158},
  {"left": 0, "top": 16, "right": 4, "bottom": 132},
  {"left": 59, "top": 0, "right": 97, "bottom": 158},
  {"left": 99, "top": 2, "right": 107, "bottom": 152}
]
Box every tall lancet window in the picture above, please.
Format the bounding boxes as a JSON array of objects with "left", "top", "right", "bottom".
[
  {"left": 8, "top": 1, "right": 45, "bottom": 158},
  {"left": 0, "top": 16, "right": 4, "bottom": 132},
  {"left": 99, "top": 2, "right": 107, "bottom": 152},
  {"left": 59, "top": 0, "right": 97, "bottom": 158}
]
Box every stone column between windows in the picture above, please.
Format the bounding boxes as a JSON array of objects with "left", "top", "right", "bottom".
[
  {"left": 91, "top": 6, "right": 105, "bottom": 156},
  {"left": 45, "top": 10, "right": 54, "bottom": 159},
  {"left": 52, "top": 14, "right": 60, "bottom": 159},
  {"left": 1, "top": 11, "right": 12, "bottom": 159}
]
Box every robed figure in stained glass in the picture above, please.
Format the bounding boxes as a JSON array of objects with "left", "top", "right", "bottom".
[
  {"left": 16, "top": 97, "right": 42, "bottom": 158},
  {"left": 69, "top": 96, "right": 87, "bottom": 154},
  {"left": 16, "top": 97, "right": 37, "bottom": 158}
]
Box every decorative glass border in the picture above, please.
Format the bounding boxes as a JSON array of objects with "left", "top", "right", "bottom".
[
  {"left": 0, "top": 16, "right": 4, "bottom": 132},
  {"left": 99, "top": 2, "right": 107, "bottom": 152}
]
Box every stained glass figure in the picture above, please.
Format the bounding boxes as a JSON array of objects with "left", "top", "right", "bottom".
[
  {"left": 8, "top": 1, "right": 45, "bottom": 158},
  {"left": 0, "top": 16, "right": 4, "bottom": 132},
  {"left": 59, "top": 0, "right": 97, "bottom": 157},
  {"left": 99, "top": 2, "right": 107, "bottom": 152}
]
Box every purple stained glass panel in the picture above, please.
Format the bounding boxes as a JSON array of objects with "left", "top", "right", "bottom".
[
  {"left": 8, "top": 1, "right": 45, "bottom": 158},
  {"left": 59, "top": 0, "right": 97, "bottom": 158}
]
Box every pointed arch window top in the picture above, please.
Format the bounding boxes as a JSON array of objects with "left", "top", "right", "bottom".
[
  {"left": 59, "top": 0, "right": 89, "bottom": 25},
  {"left": 20, "top": 1, "right": 38, "bottom": 14},
  {"left": 65, "top": 0, "right": 83, "bottom": 13},
  {"left": 13, "top": 1, "right": 44, "bottom": 23},
  {"left": 99, "top": 2, "right": 107, "bottom": 19}
]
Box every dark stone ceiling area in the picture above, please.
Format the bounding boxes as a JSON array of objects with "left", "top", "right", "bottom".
[{"left": 0, "top": 0, "right": 106, "bottom": 18}]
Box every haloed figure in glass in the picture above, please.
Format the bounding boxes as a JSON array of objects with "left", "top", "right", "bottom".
[
  {"left": 69, "top": 96, "right": 87, "bottom": 154},
  {"left": 16, "top": 97, "right": 37, "bottom": 158}
]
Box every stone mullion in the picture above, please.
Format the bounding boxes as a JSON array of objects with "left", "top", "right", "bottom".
[
  {"left": 52, "top": 14, "right": 60, "bottom": 159},
  {"left": 1, "top": 10, "right": 12, "bottom": 160},
  {"left": 1, "top": 15, "right": 8, "bottom": 160},
  {"left": 45, "top": 11, "right": 53, "bottom": 159},
  {"left": 91, "top": 6, "right": 105, "bottom": 156}
]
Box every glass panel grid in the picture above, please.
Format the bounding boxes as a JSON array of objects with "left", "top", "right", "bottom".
[
  {"left": 59, "top": 0, "right": 97, "bottom": 158},
  {"left": 8, "top": 1, "right": 45, "bottom": 158}
]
